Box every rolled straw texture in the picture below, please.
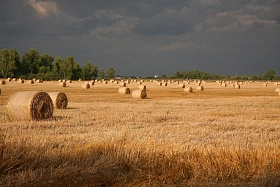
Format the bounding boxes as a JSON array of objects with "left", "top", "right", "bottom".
[
  {"left": 132, "top": 89, "right": 147, "bottom": 99},
  {"left": 7, "top": 91, "right": 54, "bottom": 121},
  {"left": 118, "top": 87, "right": 130, "bottom": 94},
  {"left": 48, "top": 92, "right": 68, "bottom": 109}
]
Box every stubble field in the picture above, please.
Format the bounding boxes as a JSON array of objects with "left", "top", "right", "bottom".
[{"left": 0, "top": 79, "right": 280, "bottom": 186}]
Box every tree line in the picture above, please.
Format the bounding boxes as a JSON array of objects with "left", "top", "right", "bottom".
[
  {"left": 0, "top": 48, "right": 115, "bottom": 80},
  {"left": 0, "top": 48, "right": 279, "bottom": 80}
]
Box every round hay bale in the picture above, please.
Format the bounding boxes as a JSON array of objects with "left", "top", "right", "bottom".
[
  {"left": 138, "top": 85, "right": 146, "bottom": 90},
  {"left": 235, "top": 85, "right": 240, "bottom": 89},
  {"left": 196, "top": 86, "right": 204, "bottom": 91},
  {"left": 18, "top": 79, "right": 24, "bottom": 84},
  {"left": 48, "top": 92, "right": 68, "bottom": 109},
  {"left": 28, "top": 80, "right": 34, "bottom": 84},
  {"left": 59, "top": 82, "right": 66, "bottom": 87},
  {"left": 7, "top": 91, "right": 54, "bottom": 121},
  {"left": 82, "top": 82, "right": 90, "bottom": 89},
  {"left": 118, "top": 87, "right": 130, "bottom": 94},
  {"left": 184, "top": 87, "right": 193, "bottom": 92},
  {"left": 1, "top": 80, "right": 6, "bottom": 85},
  {"left": 67, "top": 80, "right": 72, "bottom": 83},
  {"left": 119, "top": 82, "right": 126, "bottom": 87},
  {"left": 179, "top": 84, "right": 185, "bottom": 88},
  {"left": 132, "top": 89, "right": 147, "bottom": 99},
  {"left": 7, "top": 78, "right": 11, "bottom": 82},
  {"left": 91, "top": 81, "right": 95, "bottom": 85},
  {"left": 162, "top": 82, "right": 168, "bottom": 86}
]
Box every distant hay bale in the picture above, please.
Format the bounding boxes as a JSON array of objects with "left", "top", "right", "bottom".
[
  {"left": 162, "top": 82, "right": 168, "bottom": 86},
  {"left": 235, "top": 85, "right": 241, "bottom": 89},
  {"left": 48, "top": 92, "right": 68, "bottom": 109},
  {"left": 28, "top": 80, "right": 34, "bottom": 84},
  {"left": 59, "top": 82, "right": 66, "bottom": 87},
  {"left": 12, "top": 78, "right": 17, "bottom": 81},
  {"left": 118, "top": 87, "right": 130, "bottom": 94},
  {"left": 6, "top": 91, "right": 54, "bottom": 121},
  {"left": 196, "top": 86, "right": 204, "bottom": 91},
  {"left": 67, "top": 80, "right": 72, "bottom": 83},
  {"left": 1, "top": 80, "right": 6, "bottom": 85},
  {"left": 184, "top": 87, "right": 193, "bottom": 92},
  {"left": 138, "top": 85, "right": 146, "bottom": 90},
  {"left": 18, "top": 79, "right": 24, "bottom": 83},
  {"left": 82, "top": 82, "right": 90, "bottom": 89},
  {"left": 119, "top": 82, "right": 126, "bottom": 87},
  {"left": 7, "top": 78, "right": 11, "bottom": 82},
  {"left": 179, "top": 84, "right": 185, "bottom": 88},
  {"left": 91, "top": 81, "right": 95, "bottom": 85},
  {"left": 37, "top": 79, "right": 43, "bottom": 83},
  {"left": 132, "top": 89, "right": 147, "bottom": 99}
]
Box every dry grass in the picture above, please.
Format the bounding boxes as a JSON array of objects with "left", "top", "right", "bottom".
[{"left": 0, "top": 80, "right": 280, "bottom": 186}]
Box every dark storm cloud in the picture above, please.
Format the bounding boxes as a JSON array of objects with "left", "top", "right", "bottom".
[{"left": 0, "top": 0, "right": 279, "bottom": 76}]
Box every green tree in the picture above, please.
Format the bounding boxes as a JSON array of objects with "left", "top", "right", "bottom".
[
  {"left": 0, "top": 48, "right": 20, "bottom": 78},
  {"left": 263, "top": 69, "right": 276, "bottom": 80},
  {"left": 99, "top": 68, "right": 105, "bottom": 79},
  {"left": 52, "top": 56, "right": 62, "bottom": 80},
  {"left": 0, "top": 48, "right": 10, "bottom": 78},
  {"left": 21, "top": 48, "right": 41, "bottom": 76},
  {"left": 107, "top": 66, "right": 115, "bottom": 79},
  {"left": 81, "top": 61, "right": 98, "bottom": 80},
  {"left": 8, "top": 48, "right": 20, "bottom": 78},
  {"left": 59, "top": 56, "right": 81, "bottom": 80}
]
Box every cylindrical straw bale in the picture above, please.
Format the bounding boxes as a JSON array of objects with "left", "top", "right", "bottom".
[
  {"left": 118, "top": 87, "right": 130, "bottom": 94},
  {"left": 48, "top": 92, "right": 68, "bottom": 109},
  {"left": 184, "top": 87, "right": 193, "bottom": 92},
  {"left": 235, "top": 85, "right": 240, "bottom": 89},
  {"left": 162, "top": 82, "right": 167, "bottom": 86},
  {"left": 179, "top": 84, "right": 185, "bottom": 88},
  {"left": 59, "top": 82, "right": 66, "bottom": 87},
  {"left": 18, "top": 79, "right": 24, "bottom": 83},
  {"left": 132, "top": 89, "right": 147, "bottom": 99},
  {"left": 82, "top": 82, "right": 90, "bottom": 89},
  {"left": 7, "top": 91, "right": 54, "bottom": 121},
  {"left": 7, "top": 78, "right": 11, "bottom": 82},
  {"left": 91, "top": 81, "right": 95, "bottom": 85},
  {"left": 138, "top": 85, "right": 146, "bottom": 90},
  {"left": 196, "top": 86, "right": 204, "bottom": 91},
  {"left": 1, "top": 80, "right": 6, "bottom": 85},
  {"left": 28, "top": 80, "right": 34, "bottom": 84},
  {"left": 119, "top": 82, "right": 126, "bottom": 87}
]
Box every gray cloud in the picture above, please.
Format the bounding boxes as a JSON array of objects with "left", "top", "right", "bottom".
[{"left": 0, "top": 0, "right": 279, "bottom": 76}]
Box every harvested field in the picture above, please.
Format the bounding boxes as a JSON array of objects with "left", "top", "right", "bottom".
[{"left": 0, "top": 80, "right": 280, "bottom": 186}]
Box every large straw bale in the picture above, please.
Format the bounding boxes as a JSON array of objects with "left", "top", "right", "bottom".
[
  {"left": 7, "top": 78, "right": 11, "bottom": 82},
  {"left": 28, "top": 80, "right": 34, "bottom": 84},
  {"left": 118, "top": 87, "right": 130, "bottom": 94},
  {"left": 18, "top": 79, "right": 24, "bottom": 83},
  {"left": 7, "top": 91, "right": 54, "bottom": 121},
  {"left": 132, "top": 89, "right": 147, "bottom": 99},
  {"left": 48, "top": 92, "right": 68, "bottom": 109},
  {"left": 1, "top": 80, "right": 6, "bottom": 85}
]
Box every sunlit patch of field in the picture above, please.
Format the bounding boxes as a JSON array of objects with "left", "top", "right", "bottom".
[{"left": 0, "top": 80, "right": 280, "bottom": 186}]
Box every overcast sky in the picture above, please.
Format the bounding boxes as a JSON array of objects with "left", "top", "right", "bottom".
[{"left": 0, "top": 0, "right": 279, "bottom": 77}]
